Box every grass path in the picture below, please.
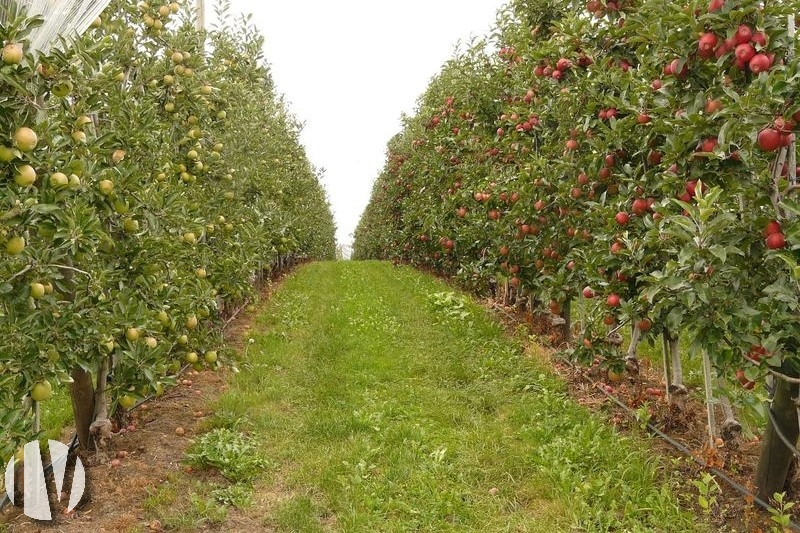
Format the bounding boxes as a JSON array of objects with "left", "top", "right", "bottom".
[{"left": 158, "top": 261, "right": 703, "bottom": 531}]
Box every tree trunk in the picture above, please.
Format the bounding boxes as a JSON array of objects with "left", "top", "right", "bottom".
[
  {"left": 70, "top": 368, "right": 95, "bottom": 450},
  {"left": 62, "top": 258, "right": 96, "bottom": 450},
  {"left": 89, "top": 356, "right": 112, "bottom": 445},
  {"left": 560, "top": 298, "right": 571, "bottom": 344},
  {"left": 756, "top": 363, "right": 800, "bottom": 502}
]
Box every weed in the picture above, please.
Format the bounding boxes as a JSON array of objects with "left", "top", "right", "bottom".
[
  {"left": 185, "top": 428, "right": 270, "bottom": 483},
  {"left": 211, "top": 483, "right": 254, "bottom": 509},
  {"left": 692, "top": 472, "right": 720, "bottom": 516},
  {"left": 768, "top": 491, "right": 796, "bottom": 532}
]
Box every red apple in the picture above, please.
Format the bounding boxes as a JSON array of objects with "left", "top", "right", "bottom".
[
  {"left": 757, "top": 127, "right": 782, "bottom": 152},
  {"left": 583, "top": 286, "right": 595, "bottom": 299},
  {"left": 752, "top": 32, "right": 768, "bottom": 47},
  {"left": 749, "top": 53, "right": 771, "bottom": 73},
  {"left": 748, "top": 345, "right": 767, "bottom": 363},
  {"left": 735, "top": 24, "right": 753, "bottom": 45},
  {"left": 669, "top": 58, "right": 688, "bottom": 77},
  {"left": 615, "top": 212, "right": 630, "bottom": 225},
  {"left": 685, "top": 180, "right": 705, "bottom": 197},
  {"left": 766, "top": 232, "right": 786, "bottom": 249},
  {"left": 734, "top": 43, "right": 755, "bottom": 63},
  {"left": 631, "top": 198, "right": 649, "bottom": 216},
  {"left": 764, "top": 220, "right": 782, "bottom": 236},
  {"left": 647, "top": 150, "right": 663, "bottom": 166},
  {"left": 705, "top": 98, "right": 723, "bottom": 114},
  {"left": 700, "top": 137, "right": 719, "bottom": 152},
  {"left": 607, "top": 293, "right": 621, "bottom": 307},
  {"left": 698, "top": 32, "right": 718, "bottom": 58}
]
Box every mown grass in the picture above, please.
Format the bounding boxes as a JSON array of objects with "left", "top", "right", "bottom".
[{"left": 152, "top": 260, "right": 707, "bottom": 532}]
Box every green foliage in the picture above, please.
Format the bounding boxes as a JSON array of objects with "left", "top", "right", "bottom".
[
  {"left": 0, "top": 0, "right": 335, "bottom": 461},
  {"left": 353, "top": 0, "right": 800, "bottom": 496}
]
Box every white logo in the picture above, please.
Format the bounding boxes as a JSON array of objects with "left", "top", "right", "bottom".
[{"left": 4, "top": 440, "right": 85, "bottom": 520}]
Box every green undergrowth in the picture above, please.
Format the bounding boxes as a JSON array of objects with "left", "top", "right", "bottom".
[{"left": 154, "top": 260, "right": 705, "bottom": 532}]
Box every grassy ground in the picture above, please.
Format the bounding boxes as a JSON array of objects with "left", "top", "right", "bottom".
[{"left": 148, "top": 261, "right": 707, "bottom": 532}]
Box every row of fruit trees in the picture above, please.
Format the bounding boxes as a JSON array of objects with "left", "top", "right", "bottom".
[
  {"left": 0, "top": 0, "right": 335, "bottom": 465},
  {"left": 354, "top": 0, "right": 800, "bottom": 502}
]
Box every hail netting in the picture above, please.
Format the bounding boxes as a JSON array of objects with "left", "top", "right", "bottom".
[{"left": 0, "top": 0, "right": 112, "bottom": 54}]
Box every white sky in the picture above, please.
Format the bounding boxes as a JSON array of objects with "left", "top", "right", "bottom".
[{"left": 216, "top": 1, "right": 508, "bottom": 247}]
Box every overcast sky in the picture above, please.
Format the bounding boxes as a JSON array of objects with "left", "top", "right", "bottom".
[{"left": 215, "top": 1, "right": 508, "bottom": 247}]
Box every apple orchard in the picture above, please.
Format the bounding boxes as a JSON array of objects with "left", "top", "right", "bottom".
[
  {"left": 355, "top": 0, "right": 800, "bottom": 502},
  {"left": 0, "top": 0, "right": 334, "bottom": 466}
]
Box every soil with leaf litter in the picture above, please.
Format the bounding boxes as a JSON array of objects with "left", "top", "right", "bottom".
[{"left": 2, "top": 276, "right": 799, "bottom": 532}]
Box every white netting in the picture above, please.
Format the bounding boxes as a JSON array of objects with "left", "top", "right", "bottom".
[{"left": 0, "top": 0, "right": 113, "bottom": 54}]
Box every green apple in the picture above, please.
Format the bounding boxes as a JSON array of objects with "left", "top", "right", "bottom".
[
  {"left": 29, "top": 282, "right": 45, "bottom": 299},
  {"left": 14, "top": 165, "right": 36, "bottom": 186},
  {"left": 2, "top": 42, "right": 23, "bottom": 65},
  {"left": 0, "top": 145, "right": 17, "bottom": 162},
  {"left": 119, "top": 394, "right": 136, "bottom": 410},
  {"left": 122, "top": 218, "right": 139, "bottom": 233},
  {"left": 49, "top": 172, "right": 69, "bottom": 188},
  {"left": 30, "top": 380, "right": 52, "bottom": 402},
  {"left": 99, "top": 179, "right": 114, "bottom": 195},
  {"left": 13, "top": 127, "right": 37, "bottom": 151},
  {"left": 6, "top": 236, "right": 25, "bottom": 255}
]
